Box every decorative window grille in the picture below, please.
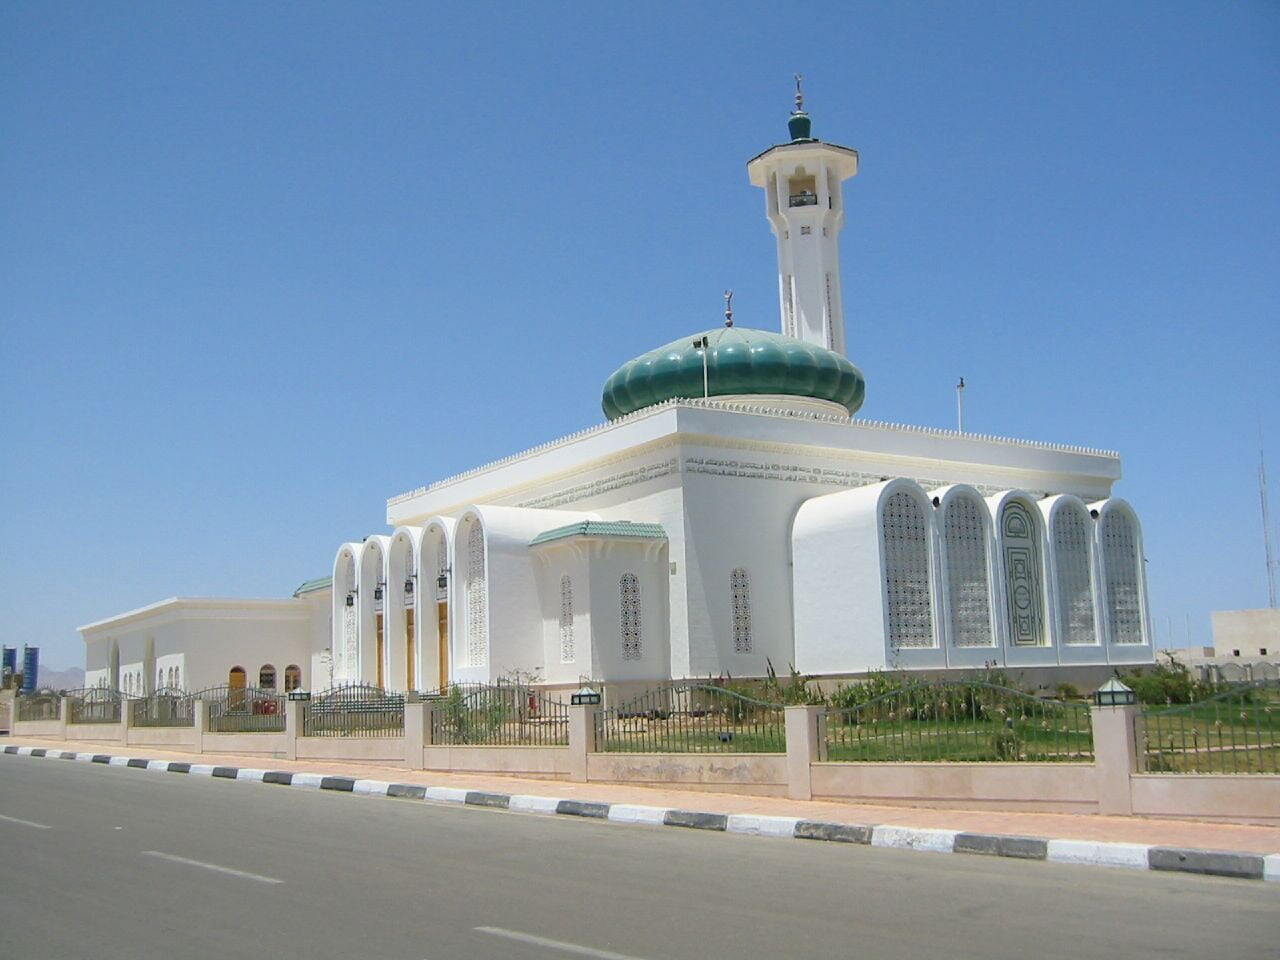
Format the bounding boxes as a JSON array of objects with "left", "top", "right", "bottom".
[
  {"left": 1001, "top": 500, "right": 1046, "bottom": 646},
  {"left": 1102, "top": 510, "right": 1143, "bottom": 644},
  {"left": 730, "top": 568, "right": 752, "bottom": 653},
  {"left": 942, "top": 495, "right": 993, "bottom": 647},
  {"left": 881, "top": 491, "right": 934, "bottom": 648},
  {"left": 620, "top": 573, "right": 642, "bottom": 661},
  {"left": 435, "top": 531, "right": 448, "bottom": 601},
  {"left": 466, "top": 521, "right": 488, "bottom": 667},
  {"left": 782, "top": 275, "right": 796, "bottom": 337},
  {"left": 1053, "top": 504, "right": 1097, "bottom": 645},
  {"left": 342, "top": 604, "right": 358, "bottom": 678},
  {"left": 558, "top": 575, "right": 575, "bottom": 663}
]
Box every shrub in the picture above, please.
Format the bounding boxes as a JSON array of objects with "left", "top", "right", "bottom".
[
  {"left": 1055, "top": 682, "right": 1082, "bottom": 701},
  {"left": 991, "top": 725, "right": 1021, "bottom": 760}
]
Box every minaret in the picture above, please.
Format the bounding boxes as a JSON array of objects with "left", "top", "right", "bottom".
[{"left": 747, "top": 77, "right": 859, "bottom": 355}]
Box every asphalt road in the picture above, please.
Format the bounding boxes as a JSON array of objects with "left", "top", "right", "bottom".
[{"left": 1, "top": 755, "right": 1276, "bottom": 960}]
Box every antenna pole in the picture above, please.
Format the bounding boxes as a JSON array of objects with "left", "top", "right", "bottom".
[
  {"left": 956, "top": 377, "right": 965, "bottom": 433},
  {"left": 1261, "top": 428, "right": 1278, "bottom": 608}
]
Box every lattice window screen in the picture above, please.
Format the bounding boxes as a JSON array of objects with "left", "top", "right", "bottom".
[
  {"left": 466, "top": 521, "right": 488, "bottom": 667},
  {"left": 882, "top": 491, "right": 935, "bottom": 648},
  {"left": 1102, "top": 510, "right": 1143, "bottom": 645},
  {"left": 731, "top": 567, "right": 752, "bottom": 654},
  {"left": 559, "top": 574, "right": 575, "bottom": 663},
  {"left": 1053, "top": 505, "right": 1097, "bottom": 645},
  {"left": 620, "top": 573, "right": 642, "bottom": 661},
  {"left": 942, "top": 495, "right": 993, "bottom": 647}
]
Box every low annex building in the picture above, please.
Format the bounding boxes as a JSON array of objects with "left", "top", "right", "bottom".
[{"left": 78, "top": 90, "right": 1155, "bottom": 697}]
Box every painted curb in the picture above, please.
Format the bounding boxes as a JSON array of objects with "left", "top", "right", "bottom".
[{"left": 3, "top": 743, "right": 1276, "bottom": 883}]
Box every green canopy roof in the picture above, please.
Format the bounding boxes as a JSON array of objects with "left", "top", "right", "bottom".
[{"left": 601, "top": 326, "right": 865, "bottom": 420}]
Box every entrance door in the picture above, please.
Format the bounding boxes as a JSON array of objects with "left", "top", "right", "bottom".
[
  {"left": 437, "top": 602, "right": 449, "bottom": 689},
  {"left": 405, "top": 609, "right": 416, "bottom": 691},
  {"left": 375, "top": 613, "right": 385, "bottom": 688}
]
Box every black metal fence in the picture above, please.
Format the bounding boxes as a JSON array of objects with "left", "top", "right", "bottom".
[
  {"left": 430, "top": 683, "right": 569, "bottom": 746},
  {"left": 824, "top": 681, "right": 1095, "bottom": 762},
  {"left": 130, "top": 689, "right": 195, "bottom": 728},
  {"left": 66, "top": 688, "right": 123, "bottom": 724},
  {"left": 595, "top": 683, "right": 787, "bottom": 754},
  {"left": 303, "top": 683, "right": 404, "bottom": 738},
  {"left": 203, "top": 684, "right": 286, "bottom": 733},
  {"left": 15, "top": 692, "right": 61, "bottom": 722},
  {"left": 1138, "top": 681, "right": 1279, "bottom": 774}
]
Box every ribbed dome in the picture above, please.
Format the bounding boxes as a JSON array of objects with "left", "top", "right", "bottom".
[{"left": 601, "top": 327, "right": 865, "bottom": 420}]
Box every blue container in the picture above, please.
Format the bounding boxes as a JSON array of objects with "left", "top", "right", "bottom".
[{"left": 20, "top": 646, "right": 39, "bottom": 693}]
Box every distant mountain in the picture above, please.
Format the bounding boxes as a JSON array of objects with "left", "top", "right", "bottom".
[{"left": 34, "top": 666, "right": 85, "bottom": 691}]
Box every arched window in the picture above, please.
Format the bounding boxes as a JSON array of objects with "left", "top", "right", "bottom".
[
  {"left": 158, "top": 669, "right": 164, "bottom": 688},
  {"left": 1102, "top": 509, "right": 1143, "bottom": 644},
  {"left": 465, "top": 520, "right": 488, "bottom": 667},
  {"left": 559, "top": 575, "right": 575, "bottom": 663},
  {"left": 730, "top": 568, "right": 752, "bottom": 654},
  {"left": 284, "top": 664, "right": 301, "bottom": 692},
  {"left": 941, "top": 495, "right": 993, "bottom": 648},
  {"left": 173, "top": 665, "right": 180, "bottom": 690},
  {"left": 620, "top": 573, "right": 642, "bottom": 660},
  {"left": 1053, "top": 503, "right": 1097, "bottom": 645},
  {"left": 881, "top": 491, "right": 934, "bottom": 648},
  {"left": 1001, "top": 500, "right": 1046, "bottom": 646},
  {"left": 259, "top": 664, "right": 277, "bottom": 689}
]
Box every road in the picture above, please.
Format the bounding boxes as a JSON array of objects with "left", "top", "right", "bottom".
[{"left": 1, "top": 754, "right": 1276, "bottom": 960}]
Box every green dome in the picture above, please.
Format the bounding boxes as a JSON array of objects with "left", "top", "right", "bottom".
[{"left": 602, "top": 327, "right": 865, "bottom": 420}]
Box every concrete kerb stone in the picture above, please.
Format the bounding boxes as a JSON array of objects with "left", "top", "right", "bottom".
[
  {"left": 871, "top": 826, "right": 959, "bottom": 854},
  {"left": 1147, "top": 847, "right": 1265, "bottom": 880},
  {"left": 3, "top": 742, "right": 1279, "bottom": 883},
  {"left": 1045, "top": 839, "right": 1151, "bottom": 870}
]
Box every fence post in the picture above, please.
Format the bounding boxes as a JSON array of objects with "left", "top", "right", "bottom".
[
  {"left": 192, "top": 700, "right": 206, "bottom": 755},
  {"left": 284, "top": 700, "right": 302, "bottom": 760},
  {"left": 404, "top": 696, "right": 428, "bottom": 770},
  {"left": 785, "top": 704, "right": 823, "bottom": 800},
  {"left": 118, "top": 697, "right": 131, "bottom": 746},
  {"left": 1091, "top": 703, "right": 1138, "bottom": 815},
  {"left": 567, "top": 702, "right": 598, "bottom": 783},
  {"left": 59, "top": 696, "right": 72, "bottom": 742}
]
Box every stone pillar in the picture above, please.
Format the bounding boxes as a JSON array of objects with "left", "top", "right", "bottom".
[
  {"left": 785, "top": 705, "right": 823, "bottom": 800},
  {"left": 192, "top": 700, "right": 206, "bottom": 755},
  {"left": 59, "top": 696, "right": 72, "bottom": 742},
  {"left": 118, "top": 696, "right": 131, "bottom": 746},
  {"left": 404, "top": 699, "right": 433, "bottom": 770},
  {"left": 1091, "top": 703, "right": 1139, "bottom": 815},
  {"left": 567, "top": 702, "right": 599, "bottom": 783},
  {"left": 284, "top": 700, "right": 302, "bottom": 761}
]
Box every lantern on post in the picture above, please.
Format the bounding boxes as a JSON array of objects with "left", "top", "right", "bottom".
[
  {"left": 1093, "top": 678, "right": 1136, "bottom": 707},
  {"left": 570, "top": 686, "right": 601, "bottom": 706}
]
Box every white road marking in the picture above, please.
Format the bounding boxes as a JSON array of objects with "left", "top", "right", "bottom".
[
  {"left": 0, "top": 813, "right": 52, "bottom": 830},
  {"left": 141, "top": 851, "right": 283, "bottom": 884},
  {"left": 475, "top": 926, "right": 651, "bottom": 960}
]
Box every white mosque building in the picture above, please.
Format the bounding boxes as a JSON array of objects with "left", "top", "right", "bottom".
[{"left": 81, "top": 90, "right": 1155, "bottom": 697}]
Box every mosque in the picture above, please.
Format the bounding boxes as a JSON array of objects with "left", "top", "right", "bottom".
[{"left": 80, "top": 88, "right": 1155, "bottom": 698}]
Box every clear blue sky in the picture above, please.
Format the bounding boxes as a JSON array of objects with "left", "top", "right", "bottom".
[{"left": 3, "top": 1, "right": 1277, "bottom": 670}]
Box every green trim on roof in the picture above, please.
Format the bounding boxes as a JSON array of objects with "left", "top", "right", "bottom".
[
  {"left": 530, "top": 521, "right": 668, "bottom": 547},
  {"left": 293, "top": 576, "right": 333, "bottom": 597}
]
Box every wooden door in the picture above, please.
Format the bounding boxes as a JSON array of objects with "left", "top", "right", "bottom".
[
  {"left": 437, "top": 602, "right": 449, "bottom": 689},
  {"left": 375, "top": 613, "right": 385, "bottom": 688},
  {"left": 405, "top": 609, "right": 416, "bottom": 691}
]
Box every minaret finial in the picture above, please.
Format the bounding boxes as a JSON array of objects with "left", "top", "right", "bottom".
[
  {"left": 724, "top": 290, "right": 734, "bottom": 328},
  {"left": 793, "top": 73, "right": 804, "bottom": 114}
]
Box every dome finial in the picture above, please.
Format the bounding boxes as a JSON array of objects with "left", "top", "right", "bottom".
[
  {"left": 787, "top": 74, "right": 812, "bottom": 141},
  {"left": 724, "top": 289, "right": 734, "bottom": 328}
]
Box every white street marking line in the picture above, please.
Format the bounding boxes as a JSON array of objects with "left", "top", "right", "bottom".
[
  {"left": 0, "top": 813, "right": 52, "bottom": 830},
  {"left": 476, "top": 926, "right": 651, "bottom": 960},
  {"left": 141, "top": 851, "right": 283, "bottom": 884}
]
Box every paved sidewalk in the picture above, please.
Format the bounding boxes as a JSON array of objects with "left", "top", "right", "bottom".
[{"left": 7, "top": 734, "right": 1278, "bottom": 854}]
